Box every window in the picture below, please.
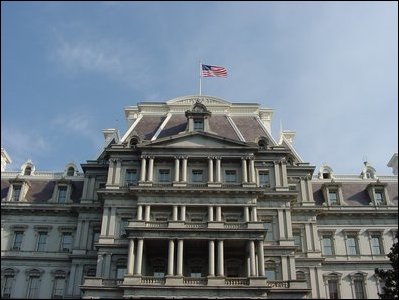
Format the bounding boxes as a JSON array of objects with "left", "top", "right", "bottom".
[
  {"left": 36, "top": 232, "right": 47, "bottom": 251},
  {"left": 152, "top": 260, "right": 166, "bottom": 278},
  {"left": 91, "top": 230, "right": 100, "bottom": 250},
  {"left": 322, "top": 235, "right": 334, "bottom": 256},
  {"left": 225, "top": 170, "right": 237, "bottom": 183},
  {"left": 225, "top": 215, "right": 239, "bottom": 223},
  {"left": 371, "top": 234, "right": 383, "bottom": 255},
  {"left": 259, "top": 171, "right": 270, "bottom": 186},
  {"left": 60, "top": 233, "right": 73, "bottom": 252},
  {"left": 125, "top": 169, "right": 137, "bottom": 185},
  {"left": 1, "top": 270, "right": 15, "bottom": 299},
  {"left": 346, "top": 235, "right": 358, "bottom": 255},
  {"left": 116, "top": 260, "right": 127, "bottom": 279},
  {"left": 158, "top": 169, "right": 170, "bottom": 182},
  {"left": 191, "top": 170, "right": 203, "bottom": 182},
  {"left": 24, "top": 166, "right": 32, "bottom": 176},
  {"left": 85, "top": 267, "right": 96, "bottom": 277},
  {"left": 354, "top": 278, "right": 365, "bottom": 299},
  {"left": 57, "top": 186, "right": 67, "bottom": 203},
  {"left": 190, "top": 266, "right": 202, "bottom": 278},
  {"left": 66, "top": 167, "right": 75, "bottom": 176},
  {"left": 119, "top": 219, "right": 129, "bottom": 237},
  {"left": 329, "top": 191, "right": 338, "bottom": 205},
  {"left": 296, "top": 271, "right": 306, "bottom": 281},
  {"left": 328, "top": 279, "right": 339, "bottom": 299},
  {"left": 265, "top": 261, "right": 276, "bottom": 280},
  {"left": 263, "top": 221, "right": 273, "bottom": 242},
  {"left": 26, "top": 274, "right": 40, "bottom": 299},
  {"left": 375, "top": 190, "right": 384, "bottom": 205},
  {"left": 323, "top": 172, "right": 331, "bottom": 179},
  {"left": 52, "top": 272, "right": 66, "bottom": 299},
  {"left": 194, "top": 119, "right": 204, "bottom": 130},
  {"left": 11, "top": 185, "right": 21, "bottom": 201},
  {"left": 293, "top": 232, "right": 302, "bottom": 252},
  {"left": 190, "top": 214, "right": 204, "bottom": 222},
  {"left": 11, "top": 231, "right": 24, "bottom": 251}
]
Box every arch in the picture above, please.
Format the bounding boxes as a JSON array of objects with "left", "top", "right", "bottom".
[
  {"left": 318, "top": 165, "right": 334, "bottom": 179},
  {"left": 64, "top": 163, "right": 77, "bottom": 176},
  {"left": 20, "top": 160, "right": 35, "bottom": 176}
]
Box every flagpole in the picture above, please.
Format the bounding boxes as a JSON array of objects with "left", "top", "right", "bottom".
[{"left": 199, "top": 61, "right": 202, "bottom": 96}]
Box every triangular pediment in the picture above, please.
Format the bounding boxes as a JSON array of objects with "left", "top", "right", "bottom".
[{"left": 141, "top": 132, "right": 252, "bottom": 148}]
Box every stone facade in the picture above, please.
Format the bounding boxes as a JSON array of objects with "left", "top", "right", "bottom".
[{"left": 1, "top": 95, "right": 397, "bottom": 299}]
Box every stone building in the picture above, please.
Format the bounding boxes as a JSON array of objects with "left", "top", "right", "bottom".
[{"left": 1, "top": 95, "right": 397, "bottom": 299}]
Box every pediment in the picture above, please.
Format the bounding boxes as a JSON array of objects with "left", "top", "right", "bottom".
[{"left": 141, "top": 132, "right": 251, "bottom": 148}]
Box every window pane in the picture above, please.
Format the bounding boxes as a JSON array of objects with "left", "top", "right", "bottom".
[
  {"left": 354, "top": 279, "right": 365, "bottom": 299},
  {"left": 12, "top": 186, "right": 21, "bottom": 201},
  {"left": 52, "top": 278, "right": 65, "bottom": 298},
  {"left": 329, "top": 191, "right": 338, "bottom": 205},
  {"left": 191, "top": 170, "right": 203, "bottom": 182},
  {"left": 346, "top": 236, "right": 357, "bottom": 255},
  {"left": 27, "top": 277, "right": 40, "bottom": 299},
  {"left": 259, "top": 171, "right": 269, "bottom": 186},
  {"left": 13, "top": 231, "right": 24, "bottom": 250},
  {"left": 371, "top": 235, "right": 381, "bottom": 255},
  {"left": 194, "top": 119, "right": 204, "bottom": 130},
  {"left": 125, "top": 169, "right": 137, "bottom": 184},
  {"left": 116, "top": 268, "right": 127, "bottom": 279},
  {"left": 293, "top": 233, "right": 302, "bottom": 251},
  {"left": 264, "top": 222, "right": 273, "bottom": 241},
  {"left": 375, "top": 191, "right": 384, "bottom": 205},
  {"left": 3, "top": 275, "right": 14, "bottom": 298},
  {"left": 265, "top": 269, "right": 276, "bottom": 280},
  {"left": 58, "top": 187, "right": 67, "bottom": 203},
  {"left": 37, "top": 232, "right": 47, "bottom": 251},
  {"left": 225, "top": 170, "right": 236, "bottom": 182},
  {"left": 322, "top": 235, "right": 333, "bottom": 255},
  {"left": 158, "top": 169, "right": 170, "bottom": 182},
  {"left": 328, "top": 280, "right": 339, "bottom": 299},
  {"left": 61, "top": 233, "right": 72, "bottom": 252}
]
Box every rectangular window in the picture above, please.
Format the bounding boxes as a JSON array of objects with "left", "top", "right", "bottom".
[
  {"left": 329, "top": 191, "right": 338, "bottom": 205},
  {"left": 36, "top": 232, "right": 47, "bottom": 251},
  {"left": 354, "top": 279, "right": 365, "bottom": 299},
  {"left": 12, "top": 186, "right": 21, "bottom": 201},
  {"left": 116, "top": 268, "right": 127, "bottom": 279},
  {"left": 190, "top": 266, "right": 202, "bottom": 277},
  {"left": 52, "top": 278, "right": 65, "bottom": 299},
  {"left": 328, "top": 279, "right": 339, "bottom": 299},
  {"left": 158, "top": 169, "right": 170, "bottom": 182},
  {"left": 322, "top": 235, "right": 333, "bottom": 256},
  {"left": 119, "top": 219, "right": 129, "bottom": 237},
  {"left": 371, "top": 235, "right": 382, "bottom": 255},
  {"left": 12, "top": 231, "right": 24, "bottom": 251},
  {"left": 191, "top": 169, "right": 203, "bottom": 182},
  {"left": 346, "top": 236, "right": 358, "bottom": 255},
  {"left": 91, "top": 230, "right": 100, "bottom": 250},
  {"left": 27, "top": 277, "right": 40, "bottom": 299},
  {"left": 265, "top": 269, "right": 276, "bottom": 280},
  {"left": 153, "top": 265, "right": 165, "bottom": 278},
  {"left": 2, "top": 275, "right": 13, "bottom": 298},
  {"left": 293, "top": 232, "right": 302, "bottom": 251},
  {"left": 375, "top": 190, "right": 384, "bottom": 205},
  {"left": 125, "top": 169, "right": 137, "bottom": 185},
  {"left": 58, "top": 186, "right": 67, "bottom": 203},
  {"left": 194, "top": 119, "right": 204, "bottom": 130},
  {"left": 225, "top": 170, "right": 237, "bottom": 183},
  {"left": 259, "top": 171, "right": 270, "bottom": 186},
  {"left": 61, "top": 233, "right": 73, "bottom": 252}
]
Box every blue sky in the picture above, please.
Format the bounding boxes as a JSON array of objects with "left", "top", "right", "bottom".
[{"left": 1, "top": 1, "right": 398, "bottom": 175}]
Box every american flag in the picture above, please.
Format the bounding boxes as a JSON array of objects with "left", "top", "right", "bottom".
[{"left": 202, "top": 64, "right": 228, "bottom": 77}]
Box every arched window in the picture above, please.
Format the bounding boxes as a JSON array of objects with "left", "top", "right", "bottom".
[
  {"left": 24, "top": 166, "right": 32, "bottom": 176},
  {"left": 296, "top": 270, "right": 306, "bottom": 281},
  {"left": 66, "top": 167, "right": 75, "bottom": 176},
  {"left": 2, "top": 268, "right": 17, "bottom": 299}
]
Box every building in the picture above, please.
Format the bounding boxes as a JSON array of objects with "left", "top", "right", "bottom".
[{"left": 1, "top": 95, "right": 397, "bottom": 299}]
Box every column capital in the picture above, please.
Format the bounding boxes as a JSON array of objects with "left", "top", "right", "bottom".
[{"left": 207, "top": 156, "right": 215, "bottom": 160}]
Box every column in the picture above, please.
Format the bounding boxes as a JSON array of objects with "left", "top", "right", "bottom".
[
  {"left": 106, "top": 160, "right": 115, "bottom": 185},
  {"left": 114, "top": 159, "right": 122, "bottom": 185},
  {"left": 173, "top": 205, "right": 178, "bottom": 221},
  {"left": 100, "top": 207, "right": 110, "bottom": 236},
  {"left": 278, "top": 210, "right": 286, "bottom": 239},
  {"left": 134, "top": 239, "right": 144, "bottom": 275},
  {"left": 305, "top": 223, "right": 313, "bottom": 251},
  {"left": 251, "top": 207, "right": 258, "bottom": 222},
  {"left": 312, "top": 223, "right": 321, "bottom": 251},
  {"left": 108, "top": 207, "right": 116, "bottom": 236},
  {"left": 289, "top": 256, "right": 296, "bottom": 279},
  {"left": 242, "top": 158, "right": 248, "bottom": 183},
  {"left": 177, "top": 240, "right": 183, "bottom": 276},
  {"left": 300, "top": 178, "right": 307, "bottom": 202},
  {"left": 180, "top": 206, "right": 186, "bottom": 221},
  {"left": 209, "top": 240, "right": 215, "bottom": 276},
  {"left": 258, "top": 240, "right": 265, "bottom": 276},
  {"left": 208, "top": 206, "right": 214, "bottom": 222},
  {"left": 217, "top": 240, "right": 224, "bottom": 276},
  {"left": 147, "top": 157, "right": 154, "bottom": 182},
  {"left": 249, "top": 158, "right": 256, "bottom": 183},
  {"left": 81, "top": 220, "right": 90, "bottom": 248},
  {"left": 208, "top": 157, "right": 214, "bottom": 182},
  {"left": 74, "top": 220, "right": 83, "bottom": 248},
  {"left": 103, "top": 253, "right": 112, "bottom": 278},
  {"left": 140, "top": 157, "right": 147, "bottom": 182},
  {"left": 96, "top": 254, "right": 103, "bottom": 277},
  {"left": 182, "top": 157, "right": 187, "bottom": 182},
  {"left": 216, "top": 157, "right": 221, "bottom": 182},
  {"left": 67, "top": 264, "right": 77, "bottom": 295},
  {"left": 168, "top": 239, "right": 175, "bottom": 276},
  {"left": 174, "top": 157, "right": 180, "bottom": 182},
  {"left": 216, "top": 206, "right": 222, "bottom": 222},
  {"left": 281, "top": 256, "right": 288, "bottom": 280},
  {"left": 244, "top": 207, "right": 250, "bottom": 222},
  {"left": 127, "top": 239, "right": 135, "bottom": 274},
  {"left": 249, "top": 241, "right": 256, "bottom": 276},
  {"left": 281, "top": 161, "right": 288, "bottom": 187},
  {"left": 137, "top": 205, "right": 143, "bottom": 221},
  {"left": 285, "top": 210, "right": 292, "bottom": 238},
  {"left": 274, "top": 161, "right": 281, "bottom": 187},
  {"left": 144, "top": 205, "right": 151, "bottom": 221}
]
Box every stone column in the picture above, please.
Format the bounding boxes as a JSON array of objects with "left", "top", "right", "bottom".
[
  {"left": 134, "top": 239, "right": 144, "bottom": 275},
  {"left": 137, "top": 205, "right": 143, "bottom": 221},
  {"left": 81, "top": 220, "right": 90, "bottom": 248},
  {"left": 244, "top": 207, "right": 250, "bottom": 222},
  {"left": 177, "top": 240, "right": 183, "bottom": 276},
  {"left": 173, "top": 205, "right": 178, "bottom": 221},
  {"left": 216, "top": 157, "right": 221, "bottom": 182},
  {"left": 147, "top": 157, "right": 154, "bottom": 182},
  {"left": 182, "top": 157, "right": 187, "bottom": 182},
  {"left": 168, "top": 239, "right": 175, "bottom": 276},
  {"left": 251, "top": 207, "right": 258, "bottom": 222},
  {"left": 312, "top": 223, "right": 321, "bottom": 251},
  {"left": 106, "top": 159, "right": 115, "bottom": 185},
  {"left": 217, "top": 240, "right": 224, "bottom": 276},
  {"left": 103, "top": 253, "right": 112, "bottom": 278},
  {"left": 144, "top": 205, "right": 151, "bottom": 221},
  {"left": 96, "top": 254, "right": 103, "bottom": 277},
  {"left": 208, "top": 206, "right": 214, "bottom": 222},
  {"left": 174, "top": 157, "right": 180, "bottom": 182},
  {"left": 74, "top": 220, "right": 83, "bottom": 248},
  {"left": 108, "top": 207, "right": 116, "bottom": 236},
  {"left": 140, "top": 157, "right": 147, "bottom": 182},
  {"left": 274, "top": 161, "right": 281, "bottom": 187},
  {"left": 242, "top": 158, "right": 248, "bottom": 183},
  {"left": 281, "top": 256, "right": 288, "bottom": 280},
  {"left": 285, "top": 210, "right": 293, "bottom": 238},
  {"left": 216, "top": 206, "right": 222, "bottom": 222},
  {"left": 114, "top": 159, "right": 122, "bottom": 185},
  {"left": 258, "top": 240, "right": 265, "bottom": 276},
  {"left": 249, "top": 158, "right": 256, "bottom": 183},
  {"left": 180, "top": 206, "right": 186, "bottom": 221},
  {"left": 278, "top": 210, "right": 286, "bottom": 239},
  {"left": 100, "top": 207, "right": 110, "bottom": 236},
  {"left": 209, "top": 240, "right": 215, "bottom": 276},
  {"left": 208, "top": 157, "right": 214, "bottom": 182},
  {"left": 249, "top": 241, "right": 256, "bottom": 276},
  {"left": 127, "top": 239, "right": 135, "bottom": 274},
  {"left": 281, "top": 161, "right": 288, "bottom": 187}
]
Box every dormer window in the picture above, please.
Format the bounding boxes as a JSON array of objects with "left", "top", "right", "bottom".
[
  {"left": 322, "top": 182, "right": 343, "bottom": 206},
  {"left": 66, "top": 167, "right": 75, "bottom": 176},
  {"left": 24, "top": 166, "right": 32, "bottom": 176},
  {"left": 194, "top": 119, "right": 204, "bottom": 131},
  {"left": 367, "top": 182, "right": 389, "bottom": 206},
  {"left": 185, "top": 101, "right": 211, "bottom": 133}
]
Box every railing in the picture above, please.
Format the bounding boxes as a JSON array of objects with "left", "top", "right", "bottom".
[
  {"left": 183, "top": 277, "right": 207, "bottom": 285},
  {"left": 222, "top": 183, "right": 242, "bottom": 188},
  {"left": 225, "top": 277, "right": 249, "bottom": 285},
  {"left": 145, "top": 221, "right": 168, "bottom": 228},
  {"left": 141, "top": 276, "right": 165, "bottom": 285},
  {"left": 188, "top": 183, "right": 208, "bottom": 188},
  {"left": 185, "top": 222, "right": 207, "bottom": 228},
  {"left": 224, "top": 222, "right": 246, "bottom": 229},
  {"left": 101, "top": 279, "right": 118, "bottom": 286},
  {"left": 266, "top": 280, "right": 290, "bottom": 288}
]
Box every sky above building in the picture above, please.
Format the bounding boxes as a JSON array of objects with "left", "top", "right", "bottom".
[{"left": 1, "top": 1, "right": 398, "bottom": 175}]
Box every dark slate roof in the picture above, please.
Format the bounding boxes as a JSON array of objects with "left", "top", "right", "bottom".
[
  {"left": 209, "top": 115, "right": 239, "bottom": 141},
  {"left": 1, "top": 180, "right": 10, "bottom": 200},
  {"left": 312, "top": 183, "right": 324, "bottom": 206},
  {"left": 134, "top": 116, "right": 165, "bottom": 140},
  {"left": 387, "top": 183, "right": 398, "bottom": 205},
  {"left": 231, "top": 116, "right": 266, "bottom": 143},
  {"left": 158, "top": 114, "right": 187, "bottom": 138}
]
